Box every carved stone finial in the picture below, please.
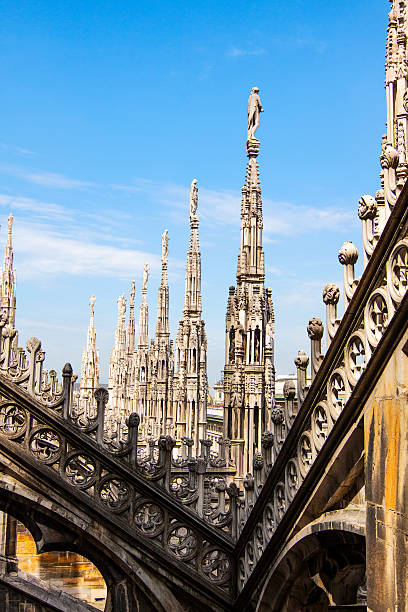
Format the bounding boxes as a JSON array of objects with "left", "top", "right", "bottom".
[
  {"left": 215, "top": 480, "right": 227, "bottom": 493},
  {"left": 283, "top": 379, "right": 296, "bottom": 400},
  {"left": 62, "top": 362, "right": 73, "bottom": 376},
  {"left": 307, "top": 317, "right": 324, "bottom": 341},
  {"left": 261, "top": 431, "right": 274, "bottom": 448},
  {"left": 158, "top": 435, "right": 176, "bottom": 451},
  {"left": 26, "top": 337, "right": 41, "bottom": 353},
  {"left": 271, "top": 408, "right": 285, "bottom": 425},
  {"left": 323, "top": 283, "right": 340, "bottom": 305},
  {"left": 7, "top": 214, "right": 13, "bottom": 235},
  {"left": 126, "top": 412, "right": 140, "bottom": 428},
  {"left": 358, "top": 195, "right": 377, "bottom": 220},
  {"left": 94, "top": 387, "right": 109, "bottom": 405},
  {"left": 253, "top": 452, "right": 264, "bottom": 471},
  {"left": 295, "top": 349, "right": 309, "bottom": 370},
  {"left": 338, "top": 241, "right": 359, "bottom": 265},
  {"left": 380, "top": 142, "right": 399, "bottom": 170},
  {"left": 227, "top": 482, "right": 240, "bottom": 498}
]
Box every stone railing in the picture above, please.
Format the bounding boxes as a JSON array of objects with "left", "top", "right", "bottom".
[
  {"left": 235, "top": 179, "right": 408, "bottom": 592},
  {"left": 0, "top": 370, "right": 234, "bottom": 599}
]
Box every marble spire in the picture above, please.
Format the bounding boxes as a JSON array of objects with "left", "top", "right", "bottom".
[
  {"left": 1, "top": 214, "right": 16, "bottom": 326},
  {"left": 174, "top": 181, "right": 208, "bottom": 448},
  {"left": 127, "top": 280, "right": 136, "bottom": 352},
  {"left": 79, "top": 296, "right": 99, "bottom": 414},
  {"left": 224, "top": 88, "right": 275, "bottom": 477},
  {"left": 183, "top": 180, "right": 202, "bottom": 317},
  {"left": 156, "top": 231, "right": 169, "bottom": 338},
  {"left": 138, "top": 265, "right": 149, "bottom": 349}
]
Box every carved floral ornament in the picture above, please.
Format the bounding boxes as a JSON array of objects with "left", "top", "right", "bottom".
[
  {"left": 134, "top": 501, "right": 164, "bottom": 536},
  {"left": 29, "top": 428, "right": 61, "bottom": 463},
  {"left": 364, "top": 288, "right": 391, "bottom": 347},
  {"left": 0, "top": 403, "right": 27, "bottom": 439},
  {"left": 387, "top": 238, "right": 408, "bottom": 301},
  {"left": 65, "top": 453, "right": 96, "bottom": 487},
  {"left": 345, "top": 332, "right": 366, "bottom": 385}
]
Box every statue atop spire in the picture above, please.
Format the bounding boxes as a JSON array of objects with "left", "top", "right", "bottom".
[
  {"left": 142, "top": 263, "right": 149, "bottom": 292},
  {"left": 247, "top": 87, "right": 264, "bottom": 142},
  {"left": 7, "top": 214, "right": 13, "bottom": 237},
  {"left": 117, "top": 294, "right": 126, "bottom": 322},
  {"left": 190, "top": 179, "right": 198, "bottom": 220},
  {"left": 89, "top": 295, "right": 96, "bottom": 318},
  {"left": 162, "top": 230, "right": 169, "bottom": 263}
]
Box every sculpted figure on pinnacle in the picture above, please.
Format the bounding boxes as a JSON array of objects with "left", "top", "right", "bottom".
[
  {"left": 190, "top": 179, "right": 198, "bottom": 219},
  {"left": 247, "top": 87, "right": 264, "bottom": 141},
  {"left": 162, "top": 230, "right": 169, "bottom": 262},
  {"left": 89, "top": 295, "right": 96, "bottom": 316},
  {"left": 142, "top": 263, "right": 149, "bottom": 291},
  {"left": 117, "top": 294, "right": 126, "bottom": 318}
]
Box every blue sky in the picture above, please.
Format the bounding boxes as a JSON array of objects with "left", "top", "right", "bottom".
[{"left": 0, "top": 1, "right": 388, "bottom": 385}]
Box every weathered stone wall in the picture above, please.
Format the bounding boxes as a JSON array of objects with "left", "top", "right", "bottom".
[
  {"left": 365, "top": 329, "right": 408, "bottom": 611},
  {"left": 16, "top": 522, "right": 106, "bottom": 610}
]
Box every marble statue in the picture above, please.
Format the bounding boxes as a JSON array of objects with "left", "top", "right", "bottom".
[
  {"left": 142, "top": 263, "right": 149, "bottom": 291},
  {"left": 190, "top": 179, "right": 198, "bottom": 219},
  {"left": 247, "top": 87, "right": 264, "bottom": 141},
  {"left": 117, "top": 294, "right": 126, "bottom": 318},
  {"left": 89, "top": 295, "right": 96, "bottom": 317},
  {"left": 162, "top": 230, "right": 169, "bottom": 262}
]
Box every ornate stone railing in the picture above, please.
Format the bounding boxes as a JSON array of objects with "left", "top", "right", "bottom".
[
  {"left": 234, "top": 179, "right": 408, "bottom": 594},
  {"left": 0, "top": 371, "right": 235, "bottom": 600}
]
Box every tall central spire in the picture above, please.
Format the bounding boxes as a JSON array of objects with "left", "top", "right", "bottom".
[{"left": 224, "top": 88, "right": 275, "bottom": 478}]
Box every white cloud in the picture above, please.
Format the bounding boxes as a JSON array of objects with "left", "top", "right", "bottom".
[
  {"left": 226, "top": 46, "right": 266, "bottom": 57},
  {"left": 0, "top": 166, "right": 95, "bottom": 189},
  {"left": 19, "top": 170, "right": 95, "bottom": 189},
  {"left": 13, "top": 222, "right": 163, "bottom": 281},
  {"left": 0, "top": 143, "right": 35, "bottom": 156},
  {"left": 263, "top": 202, "right": 355, "bottom": 236},
  {"left": 0, "top": 194, "right": 73, "bottom": 220}
]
